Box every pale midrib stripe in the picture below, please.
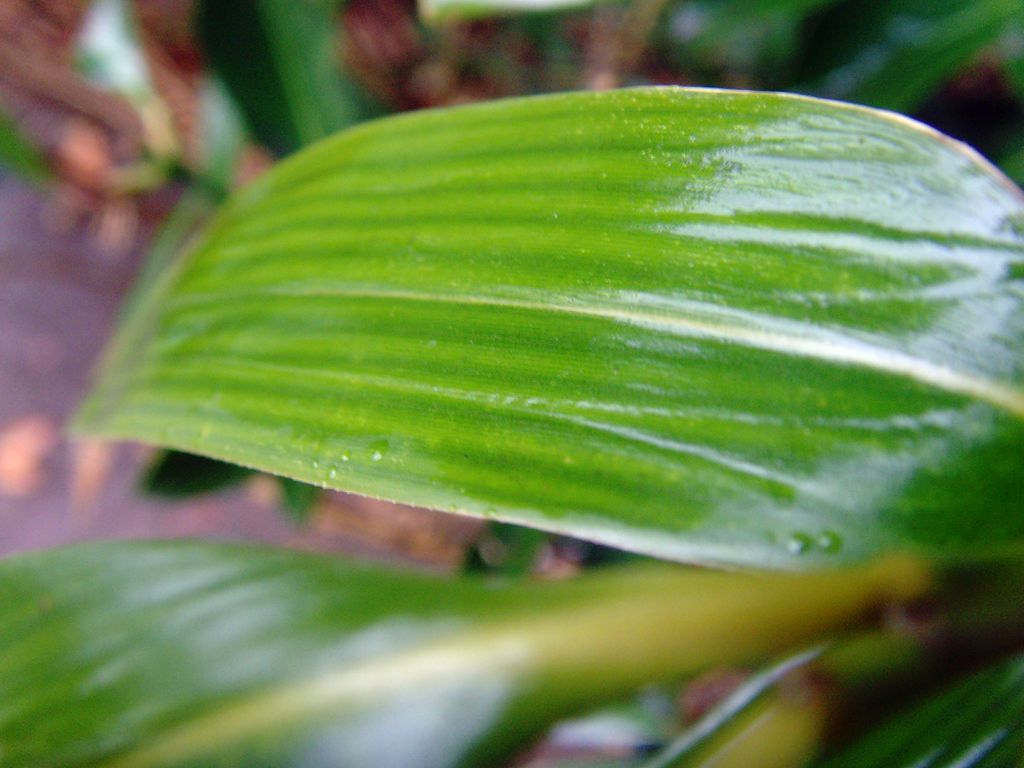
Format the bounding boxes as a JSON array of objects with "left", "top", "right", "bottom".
[
  {"left": 104, "top": 628, "right": 533, "bottom": 768},
  {"left": 168, "top": 287, "right": 1024, "bottom": 419}
]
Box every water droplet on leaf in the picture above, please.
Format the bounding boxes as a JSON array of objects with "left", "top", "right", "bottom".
[
  {"left": 370, "top": 440, "right": 389, "bottom": 462},
  {"left": 817, "top": 531, "right": 843, "bottom": 553},
  {"left": 786, "top": 532, "right": 813, "bottom": 555}
]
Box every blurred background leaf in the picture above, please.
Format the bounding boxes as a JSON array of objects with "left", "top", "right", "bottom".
[
  {"left": 197, "top": 0, "right": 379, "bottom": 154},
  {"left": 814, "top": 654, "right": 1024, "bottom": 767},
  {"left": 420, "top": 0, "right": 617, "bottom": 23},
  {"left": 142, "top": 449, "right": 253, "bottom": 497},
  {"left": 0, "top": 109, "right": 50, "bottom": 183},
  {"left": 798, "top": 0, "right": 1020, "bottom": 113},
  {"left": 196, "top": 75, "right": 249, "bottom": 197}
]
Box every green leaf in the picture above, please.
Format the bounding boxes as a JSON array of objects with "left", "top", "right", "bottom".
[
  {"left": 74, "top": 87, "right": 1024, "bottom": 568},
  {"left": 814, "top": 654, "right": 1024, "bottom": 767},
  {"left": 641, "top": 648, "right": 822, "bottom": 768},
  {"left": 196, "top": 75, "right": 249, "bottom": 198},
  {"left": 999, "top": 148, "right": 1024, "bottom": 187},
  {"left": 279, "top": 476, "right": 319, "bottom": 522},
  {"left": 663, "top": 0, "right": 832, "bottom": 90},
  {"left": 465, "top": 521, "right": 550, "bottom": 574},
  {"left": 799, "top": 0, "right": 1020, "bottom": 112},
  {"left": 197, "top": 0, "right": 375, "bottom": 153},
  {"left": 1003, "top": 20, "right": 1024, "bottom": 95},
  {"left": 0, "top": 109, "right": 48, "bottom": 183},
  {"left": 419, "top": 0, "right": 613, "bottom": 22},
  {"left": 121, "top": 189, "right": 215, "bottom": 321},
  {"left": 0, "top": 541, "right": 938, "bottom": 767},
  {"left": 670, "top": 0, "right": 837, "bottom": 49},
  {"left": 987, "top": 21, "right": 1024, "bottom": 187},
  {"left": 142, "top": 450, "right": 253, "bottom": 497}
]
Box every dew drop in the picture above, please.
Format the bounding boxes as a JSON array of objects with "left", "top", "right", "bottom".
[
  {"left": 369, "top": 439, "right": 389, "bottom": 462},
  {"left": 328, "top": 467, "right": 337, "bottom": 480},
  {"left": 817, "top": 530, "right": 843, "bottom": 553},
  {"left": 312, "top": 460, "right": 319, "bottom": 470},
  {"left": 786, "top": 532, "right": 813, "bottom": 555},
  {"left": 340, "top": 450, "right": 350, "bottom": 463}
]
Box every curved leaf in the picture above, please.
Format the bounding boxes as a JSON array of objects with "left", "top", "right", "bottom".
[
  {"left": 74, "top": 87, "right": 1024, "bottom": 568},
  {"left": 814, "top": 654, "right": 1024, "bottom": 767},
  {"left": 0, "top": 541, "right": 935, "bottom": 767}
]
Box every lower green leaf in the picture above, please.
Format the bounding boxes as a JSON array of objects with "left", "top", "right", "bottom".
[{"left": 0, "top": 541, "right": 951, "bottom": 767}]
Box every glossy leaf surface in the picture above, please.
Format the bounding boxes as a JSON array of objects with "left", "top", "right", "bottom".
[
  {"left": 0, "top": 540, "right": 930, "bottom": 767},
  {"left": 75, "top": 87, "right": 1024, "bottom": 568}
]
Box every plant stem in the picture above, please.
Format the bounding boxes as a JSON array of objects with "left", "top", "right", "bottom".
[{"left": 641, "top": 548, "right": 1024, "bottom": 767}]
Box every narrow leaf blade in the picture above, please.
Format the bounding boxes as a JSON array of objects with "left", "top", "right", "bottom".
[
  {"left": 814, "top": 654, "right": 1024, "bottom": 767},
  {"left": 198, "top": 0, "right": 374, "bottom": 153},
  {"left": 75, "top": 88, "right": 1024, "bottom": 568}
]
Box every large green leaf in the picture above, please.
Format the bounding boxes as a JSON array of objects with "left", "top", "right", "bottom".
[
  {"left": 799, "top": 0, "right": 1020, "bottom": 112},
  {"left": 74, "top": 87, "right": 1024, "bottom": 568},
  {"left": 0, "top": 541, "right": 934, "bottom": 767}
]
